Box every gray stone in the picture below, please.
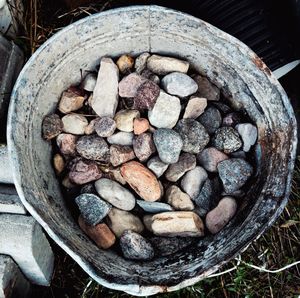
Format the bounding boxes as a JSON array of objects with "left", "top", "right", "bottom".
[
  {"left": 134, "top": 52, "right": 150, "bottom": 74},
  {"left": 62, "top": 114, "right": 88, "bottom": 135},
  {"left": 153, "top": 129, "right": 183, "bottom": 164},
  {"left": 107, "top": 132, "right": 134, "bottom": 146},
  {"left": 230, "top": 150, "right": 247, "bottom": 159},
  {"left": 114, "top": 109, "right": 140, "bottom": 132},
  {"left": 198, "top": 106, "right": 222, "bottom": 134},
  {"left": 193, "top": 75, "right": 220, "bottom": 101},
  {"left": 0, "top": 214, "right": 54, "bottom": 286},
  {"left": 75, "top": 193, "right": 111, "bottom": 225},
  {"left": 183, "top": 96, "right": 207, "bottom": 119},
  {"left": 222, "top": 112, "right": 241, "bottom": 127},
  {"left": 82, "top": 72, "right": 97, "bottom": 91},
  {"left": 175, "top": 119, "right": 210, "bottom": 154},
  {"left": 147, "top": 156, "right": 169, "bottom": 178},
  {"left": 0, "top": 184, "right": 26, "bottom": 214},
  {"left": 136, "top": 200, "right": 173, "bottom": 213},
  {"left": 120, "top": 230, "right": 154, "bottom": 261},
  {"left": 165, "top": 153, "right": 196, "bottom": 182},
  {"left": 212, "top": 127, "right": 242, "bottom": 153},
  {"left": 235, "top": 123, "right": 258, "bottom": 152},
  {"left": 161, "top": 72, "right": 198, "bottom": 97},
  {"left": 0, "top": 145, "right": 13, "bottom": 184},
  {"left": 118, "top": 73, "right": 146, "bottom": 97},
  {"left": 42, "top": 114, "right": 63, "bottom": 140},
  {"left": 133, "top": 80, "right": 160, "bottom": 110},
  {"left": 95, "top": 178, "right": 135, "bottom": 211},
  {"left": 148, "top": 91, "right": 181, "bottom": 128},
  {"left": 94, "top": 117, "right": 116, "bottom": 137},
  {"left": 133, "top": 132, "right": 156, "bottom": 162},
  {"left": 165, "top": 185, "right": 194, "bottom": 211},
  {"left": 80, "top": 183, "right": 97, "bottom": 195},
  {"left": 197, "top": 147, "right": 229, "bottom": 172},
  {"left": 212, "top": 102, "right": 231, "bottom": 114},
  {"left": 217, "top": 158, "right": 253, "bottom": 193}
]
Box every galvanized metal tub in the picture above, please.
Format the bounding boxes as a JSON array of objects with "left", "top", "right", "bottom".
[{"left": 7, "top": 5, "right": 297, "bottom": 296}]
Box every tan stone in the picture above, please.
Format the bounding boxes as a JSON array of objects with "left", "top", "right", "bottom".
[
  {"left": 165, "top": 185, "right": 194, "bottom": 211},
  {"left": 114, "top": 109, "right": 140, "bottom": 132},
  {"left": 133, "top": 118, "right": 150, "bottom": 135},
  {"left": 183, "top": 96, "right": 207, "bottom": 119},
  {"left": 116, "top": 54, "right": 134, "bottom": 73},
  {"left": 53, "top": 153, "right": 65, "bottom": 175},
  {"left": 58, "top": 88, "right": 85, "bottom": 114}
]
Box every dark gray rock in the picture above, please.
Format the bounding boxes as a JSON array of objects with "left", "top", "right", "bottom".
[
  {"left": 222, "top": 112, "right": 241, "bottom": 127},
  {"left": 136, "top": 200, "right": 173, "bottom": 213},
  {"left": 80, "top": 183, "right": 97, "bottom": 195},
  {"left": 198, "top": 106, "right": 222, "bottom": 134},
  {"left": 133, "top": 133, "right": 156, "bottom": 162},
  {"left": 94, "top": 117, "right": 116, "bottom": 137},
  {"left": 212, "top": 102, "right": 231, "bottom": 114},
  {"left": 193, "top": 75, "right": 220, "bottom": 101},
  {"left": 212, "top": 127, "right": 242, "bottom": 153},
  {"left": 42, "top": 114, "right": 63, "bottom": 140}
]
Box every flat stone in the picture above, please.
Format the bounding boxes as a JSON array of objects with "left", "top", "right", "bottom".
[
  {"left": 114, "top": 109, "right": 140, "bottom": 132},
  {"left": 183, "top": 96, "right": 207, "bottom": 119},
  {"left": 53, "top": 153, "right": 65, "bottom": 175},
  {"left": 198, "top": 106, "right": 222, "bottom": 134},
  {"left": 56, "top": 133, "right": 78, "bottom": 156},
  {"left": 107, "top": 208, "right": 144, "bottom": 237},
  {"left": 107, "top": 132, "right": 134, "bottom": 146},
  {"left": 147, "top": 54, "right": 189, "bottom": 75},
  {"left": 161, "top": 72, "right": 198, "bottom": 97},
  {"left": 58, "top": 87, "right": 85, "bottom": 113},
  {"left": 197, "top": 147, "right": 229, "bottom": 172},
  {"left": 133, "top": 80, "right": 160, "bottom": 110},
  {"left": 165, "top": 153, "right": 196, "bottom": 182},
  {"left": 116, "top": 54, "right": 134, "bottom": 73},
  {"left": 212, "top": 127, "right": 243, "bottom": 153},
  {"left": 181, "top": 166, "right": 208, "bottom": 199},
  {"left": 217, "top": 158, "right": 253, "bottom": 193},
  {"left": 84, "top": 118, "right": 97, "bottom": 135},
  {"left": 133, "top": 117, "right": 150, "bottom": 135},
  {"left": 148, "top": 91, "right": 181, "bottom": 128},
  {"left": 222, "top": 112, "right": 242, "bottom": 127},
  {"left": 62, "top": 114, "right": 88, "bottom": 135},
  {"left": 193, "top": 75, "right": 220, "bottom": 101},
  {"left": 134, "top": 52, "right": 150, "bottom": 73},
  {"left": 91, "top": 57, "right": 119, "bottom": 117},
  {"left": 95, "top": 178, "right": 136, "bottom": 211},
  {"left": 0, "top": 184, "right": 26, "bottom": 214},
  {"left": 118, "top": 73, "right": 146, "bottom": 97},
  {"left": 82, "top": 73, "right": 97, "bottom": 92},
  {"left": 42, "top": 114, "right": 63, "bottom": 140},
  {"left": 206, "top": 196, "right": 237, "bottom": 234},
  {"left": 147, "top": 156, "right": 169, "bottom": 178},
  {"left": 136, "top": 200, "right": 173, "bottom": 213},
  {"left": 153, "top": 128, "right": 183, "bottom": 164},
  {"left": 175, "top": 119, "right": 210, "bottom": 154},
  {"left": 76, "top": 135, "right": 109, "bottom": 161},
  {"left": 120, "top": 230, "right": 154, "bottom": 261},
  {"left": 110, "top": 145, "right": 135, "bottom": 167},
  {"left": 165, "top": 185, "right": 194, "bottom": 211},
  {"left": 235, "top": 123, "right": 258, "bottom": 152},
  {"left": 133, "top": 132, "right": 156, "bottom": 162},
  {"left": 78, "top": 216, "right": 116, "bottom": 249},
  {"left": 94, "top": 117, "right": 116, "bottom": 137}
]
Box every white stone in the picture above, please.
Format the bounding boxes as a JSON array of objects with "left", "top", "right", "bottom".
[
  {"left": 134, "top": 52, "right": 150, "bottom": 73},
  {"left": 0, "top": 184, "right": 26, "bottom": 214},
  {"left": 147, "top": 156, "right": 169, "bottom": 178},
  {"left": 235, "top": 123, "right": 258, "bottom": 152},
  {"left": 62, "top": 114, "right": 88, "bottom": 135},
  {"left": 107, "top": 132, "right": 134, "bottom": 146},
  {"left": 82, "top": 73, "right": 97, "bottom": 91},
  {"left": 183, "top": 96, "right": 207, "bottom": 119}
]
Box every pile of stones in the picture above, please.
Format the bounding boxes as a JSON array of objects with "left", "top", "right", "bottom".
[{"left": 42, "top": 53, "right": 257, "bottom": 261}]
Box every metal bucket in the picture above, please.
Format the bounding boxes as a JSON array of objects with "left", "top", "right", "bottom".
[{"left": 7, "top": 6, "right": 297, "bottom": 296}]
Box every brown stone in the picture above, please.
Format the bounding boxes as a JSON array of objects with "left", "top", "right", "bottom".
[
  {"left": 165, "top": 185, "right": 194, "bottom": 211},
  {"left": 109, "top": 145, "right": 135, "bottom": 167},
  {"left": 133, "top": 133, "right": 156, "bottom": 162},
  {"left": 56, "top": 133, "right": 78, "bottom": 156},
  {"left": 133, "top": 80, "right": 160, "bottom": 110},
  {"left": 133, "top": 117, "right": 150, "bottom": 135},
  {"left": 53, "top": 153, "right": 65, "bottom": 175},
  {"left": 118, "top": 73, "right": 146, "bottom": 98},
  {"left": 58, "top": 88, "right": 85, "bottom": 114},
  {"left": 42, "top": 114, "right": 63, "bottom": 140},
  {"left": 116, "top": 54, "right": 134, "bottom": 73}
]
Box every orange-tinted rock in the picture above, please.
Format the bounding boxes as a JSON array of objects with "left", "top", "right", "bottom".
[
  {"left": 133, "top": 118, "right": 150, "bottom": 135},
  {"left": 110, "top": 145, "right": 135, "bottom": 167}
]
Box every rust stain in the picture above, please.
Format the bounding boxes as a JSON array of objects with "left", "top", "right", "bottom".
[{"left": 252, "top": 55, "right": 272, "bottom": 76}]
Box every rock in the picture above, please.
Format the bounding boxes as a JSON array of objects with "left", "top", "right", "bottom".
[
  {"left": 110, "top": 167, "right": 127, "bottom": 185},
  {"left": 198, "top": 106, "right": 222, "bottom": 134},
  {"left": 217, "top": 158, "right": 253, "bottom": 193},
  {"left": 76, "top": 135, "right": 109, "bottom": 161},
  {"left": 62, "top": 176, "right": 76, "bottom": 189},
  {"left": 147, "top": 156, "right": 169, "bottom": 178},
  {"left": 114, "top": 109, "right": 140, "bottom": 132},
  {"left": 82, "top": 73, "right": 97, "bottom": 92},
  {"left": 222, "top": 189, "right": 245, "bottom": 198},
  {"left": 106, "top": 208, "right": 144, "bottom": 237},
  {"left": 133, "top": 118, "right": 150, "bottom": 135},
  {"left": 95, "top": 178, "right": 135, "bottom": 211},
  {"left": 183, "top": 96, "right": 207, "bottom": 119},
  {"left": 161, "top": 72, "right": 198, "bottom": 97},
  {"left": 206, "top": 197, "right": 237, "bottom": 234},
  {"left": 69, "top": 159, "right": 102, "bottom": 185},
  {"left": 42, "top": 114, "right": 63, "bottom": 140},
  {"left": 143, "top": 215, "right": 153, "bottom": 232},
  {"left": 120, "top": 230, "right": 154, "bottom": 261},
  {"left": 193, "top": 75, "right": 220, "bottom": 101},
  {"left": 53, "top": 153, "right": 65, "bottom": 175},
  {"left": 134, "top": 52, "right": 150, "bottom": 73},
  {"left": 78, "top": 216, "right": 116, "bottom": 249},
  {"left": 148, "top": 91, "right": 181, "bottom": 128},
  {"left": 222, "top": 112, "right": 241, "bottom": 127},
  {"left": 91, "top": 57, "right": 119, "bottom": 117},
  {"left": 149, "top": 236, "right": 196, "bottom": 256},
  {"left": 181, "top": 166, "right": 208, "bottom": 199},
  {"left": 212, "top": 102, "right": 231, "bottom": 114},
  {"left": 136, "top": 200, "right": 173, "bottom": 213},
  {"left": 133, "top": 133, "right": 156, "bottom": 162},
  {"left": 197, "top": 147, "right": 229, "bottom": 172},
  {"left": 147, "top": 54, "right": 189, "bottom": 75},
  {"left": 56, "top": 133, "right": 78, "bottom": 156},
  {"left": 165, "top": 185, "right": 194, "bottom": 211},
  {"left": 133, "top": 80, "right": 160, "bottom": 110},
  {"left": 165, "top": 153, "right": 196, "bottom": 182},
  {"left": 212, "top": 127, "right": 242, "bottom": 153},
  {"left": 118, "top": 73, "right": 146, "bottom": 97},
  {"left": 62, "top": 114, "right": 88, "bottom": 135},
  {"left": 75, "top": 193, "right": 111, "bottom": 225},
  {"left": 149, "top": 211, "right": 204, "bottom": 237},
  {"left": 84, "top": 118, "right": 97, "bottom": 135},
  {"left": 230, "top": 150, "right": 246, "bottom": 159},
  {"left": 80, "top": 183, "right": 97, "bottom": 195},
  {"left": 120, "top": 161, "right": 162, "bottom": 202},
  {"left": 109, "top": 145, "right": 135, "bottom": 167},
  {"left": 153, "top": 129, "right": 183, "bottom": 164},
  {"left": 94, "top": 117, "right": 116, "bottom": 137},
  {"left": 175, "top": 119, "right": 210, "bottom": 154},
  {"left": 58, "top": 88, "right": 85, "bottom": 113},
  {"left": 107, "top": 132, "right": 134, "bottom": 146},
  {"left": 116, "top": 54, "right": 134, "bottom": 73},
  {"left": 235, "top": 123, "right": 258, "bottom": 152}
]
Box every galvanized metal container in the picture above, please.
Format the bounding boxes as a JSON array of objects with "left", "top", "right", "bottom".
[{"left": 7, "top": 6, "right": 297, "bottom": 296}]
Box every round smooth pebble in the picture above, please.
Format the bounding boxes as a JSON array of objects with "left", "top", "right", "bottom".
[
  {"left": 217, "top": 158, "right": 253, "bottom": 193},
  {"left": 133, "top": 118, "right": 150, "bottom": 135},
  {"left": 193, "top": 75, "right": 220, "bottom": 101},
  {"left": 134, "top": 52, "right": 150, "bottom": 74},
  {"left": 110, "top": 145, "right": 135, "bottom": 167},
  {"left": 58, "top": 88, "right": 85, "bottom": 114},
  {"left": 198, "top": 106, "right": 222, "bottom": 134},
  {"left": 75, "top": 193, "right": 111, "bottom": 226},
  {"left": 94, "top": 117, "right": 116, "bottom": 137},
  {"left": 133, "top": 80, "right": 160, "bottom": 110},
  {"left": 56, "top": 133, "right": 78, "bottom": 156},
  {"left": 235, "top": 123, "right": 258, "bottom": 152},
  {"left": 107, "top": 132, "right": 134, "bottom": 146},
  {"left": 118, "top": 73, "right": 146, "bottom": 97},
  {"left": 147, "top": 156, "right": 169, "bottom": 178},
  {"left": 53, "top": 153, "right": 65, "bottom": 174},
  {"left": 42, "top": 114, "right": 63, "bottom": 140},
  {"left": 95, "top": 178, "right": 136, "bottom": 211},
  {"left": 62, "top": 114, "right": 88, "bottom": 135},
  {"left": 116, "top": 54, "right": 134, "bottom": 73},
  {"left": 133, "top": 132, "right": 156, "bottom": 162},
  {"left": 212, "top": 127, "right": 242, "bottom": 153},
  {"left": 197, "top": 147, "right": 229, "bottom": 172},
  {"left": 153, "top": 128, "right": 183, "bottom": 164},
  {"left": 136, "top": 200, "right": 173, "bottom": 213},
  {"left": 183, "top": 96, "right": 207, "bottom": 119},
  {"left": 161, "top": 72, "right": 198, "bottom": 97},
  {"left": 166, "top": 185, "right": 194, "bottom": 211},
  {"left": 82, "top": 73, "right": 97, "bottom": 92},
  {"left": 120, "top": 230, "right": 154, "bottom": 261},
  {"left": 222, "top": 112, "right": 241, "bottom": 127},
  {"left": 114, "top": 109, "right": 140, "bottom": 132},
  {"left": 175, "top": 119, "right": 210, "bottom": 154},
  {"left": 205, "top": 197, "right": 237, "bottom": 234}
]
